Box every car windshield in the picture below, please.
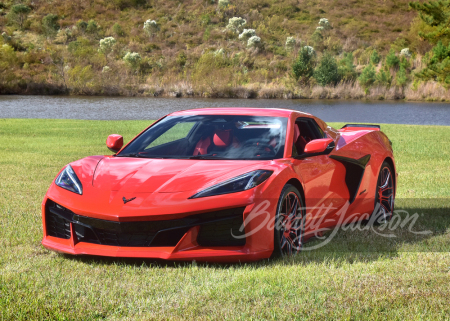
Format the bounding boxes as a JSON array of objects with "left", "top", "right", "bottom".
[{"left": 117, "top": 115, "right": 288, "bottom": 160}]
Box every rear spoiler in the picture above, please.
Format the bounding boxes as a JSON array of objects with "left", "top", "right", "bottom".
[
  {"left": 340, "top": 124, "right": 391, "bottom": 146},
  {"left": 339, "top": 124, "right": 380, "bottom": 132}
]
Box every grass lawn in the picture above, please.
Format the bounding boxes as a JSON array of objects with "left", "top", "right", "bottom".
[{"left": 0, "top": 119, "right": 449, "bottom": 320}]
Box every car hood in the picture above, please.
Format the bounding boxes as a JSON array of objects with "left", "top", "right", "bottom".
[
  {"left": 76, "top": 156, "right": 267, "bottom": 194},
  {"left": 50, "top": 156, "right": 282, "bottom": 220}
]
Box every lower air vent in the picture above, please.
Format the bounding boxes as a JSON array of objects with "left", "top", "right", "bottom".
[{"left": 45, "top": 202, "right": 71, "bottom": 239}]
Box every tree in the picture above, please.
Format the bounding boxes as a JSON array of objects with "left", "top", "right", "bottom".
[
  {"left": 226, "top": 17, "right": 246, "bottom": 33},
  {"left": 409, "top": 0, "right": 450, "bottom": 44},
  {"left": 113, "top": 23, "right": 125, "bottom": 37},
  {"left": 123, "top": 52, "right": 141, "bottom": 69},
  {"left": 7, "top": 4, "right": 31, "bottom": 29},
  {"left": 292, "top": 46, "right": 316, "bottom": 81},
  {"left": 86, "top": 20, "right": 98, "bottom": 34},
  {"left": 99, "top": 37, "right": 116, "bottom": 63},
  {"left": 358, "top": 64, "right": 376, "bottom": 87},
  {"left": 314, "top": 52, "right": 340, "bottom": 86},
  {"left": 285, "top": 37, "right": 296, "bottom": 51},
  {"left": 42, "top": 14, "right": 59, "bottom": 36},
  {"left": 143, "top": 19, "right": 159, "bottom": 38},
  {"left": 370, "top": 50, "right": 381, "bottom": 64},
  {"left": 385, "top": 49, "right": 400, "bottom": 68},
  {"left": 375, "top": 69, "right": 392, "bottom": 87},
  {"left": 414, "top": 40, "right": 450, "bottom": 84},
  {"left": 338, "top": 52, "right": 357, "bottom": 81}
]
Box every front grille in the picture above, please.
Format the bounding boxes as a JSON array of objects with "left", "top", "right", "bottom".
[{"left": 45, "top": 200, "right": 246, "bottom": 247}]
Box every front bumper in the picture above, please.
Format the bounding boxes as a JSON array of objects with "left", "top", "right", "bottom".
[{"left": 41, "top": 197, "right": 274, "bottom": 262}]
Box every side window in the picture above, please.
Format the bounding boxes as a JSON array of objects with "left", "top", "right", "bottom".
[
  {"left": 292, "top": 118, "right": 325, "bottom": 156},
  {"left": 309, "top": 119, "right": 326, "bottom": 138},
  {"left": 145, "top": 122, "right": 195, "bottom": 149}
]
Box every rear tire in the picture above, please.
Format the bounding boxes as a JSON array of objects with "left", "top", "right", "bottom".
[
  {"left": 272, "top": 184, "right": 305, "bottom": 257},
  {"left": 370, "top": 161, "right": 395, "bottom": 225}
]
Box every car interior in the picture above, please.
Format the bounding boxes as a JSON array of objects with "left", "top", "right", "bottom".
[
  {"left": 140, "top": 119, "right": 285, "bottom": 159},
  {"left": 292, "top": 118, "right": 326, "bottom": 156}
]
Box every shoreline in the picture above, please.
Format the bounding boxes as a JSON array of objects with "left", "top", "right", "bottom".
[{"left": 1, "top": 81, "right": 450, "bottom": 102}]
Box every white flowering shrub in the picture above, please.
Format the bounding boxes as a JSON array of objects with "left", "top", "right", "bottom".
[
  {"left": 143, "top": 19, "right": 159, "bottom": 37},
  {"left": 319, "top": 18, "right": 331, "bottom": 29},
  {"left": 227, "top": 17, "right": 246, "bottom": 33},
  {"left": 214, "top": 48, "right": 224, "bottom": 56},
  {"left": 102, "top": 66, "right": 111, "bottom": 73},
  {"left": 303, "top": 45, "right": 315, "bottom": 56},
  {"left": 218, "top": 0, "right": 229, "bottom": 8},
  {"left": 123, "top": 52, "right": 141, "bottom": 69},
  {"left": 400, "top": 48, "right": 412, "bottom": 57},
  {"left": 247, "top": 35, "right": 261, "bottom": 48},
  {"left": 2, "top": 32, "right": 11, "bottom": 42},
  {"left": 239, "top": 29, "right": 256, "bottom": 41},
  {"left": 285, "top": 37, "right": 296, "bottom": 51},
  {"left": 98, "top": 37, "right": 116, "bottom": 54},
  {"left": 316, "top": 26, "right": 324, "bottom": 31}
]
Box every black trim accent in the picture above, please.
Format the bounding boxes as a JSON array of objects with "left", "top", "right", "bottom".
[
  {"left": 293, "top": 140, "right": 335, "bottom": 160},
  {"left": 330, "top": 154, "right": 371, "bottom": 169},
  {"left": 341, "top": 124, "right": 380, "bottom": 129},
  {"left": 45, "top": 200, "right": 246, "bottom": 247},
  {"left": 329, "top": 154, "right": 371, "bottom": 204}
]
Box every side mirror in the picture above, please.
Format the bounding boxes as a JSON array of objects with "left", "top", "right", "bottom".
[
  {"left": 304, "top": 138, "right": 335, "bottom": 154},
  {"left": 106, "top": 134, "right": 123, "bottom": 153}
]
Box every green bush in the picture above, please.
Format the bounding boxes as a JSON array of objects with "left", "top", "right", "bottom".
[
  {"left": 7, "top": 4, "right": 31, "bottom": 29},
  {"left": 292, "top": 46, "right": 315, "bottom": 81},
  {"left": 370, "top": 50, "right": 381, "bottom": 64},
  {"left": 338, "top": 52, "right": 357, "bottom": 81},
  {"left": 396, "top": 65, "right": 408, "bottom": 87},
  {"left": 112, "top": 23, "right": 125, "bottom": 37},
  {"left": 76, "top": 20, "right": 88, "bottom": 33},
  {"left": 385, "top": 49, "right": 400, "bottom": 68},
  {"left": 42, "top": 14, "right": 59, "bottom": 36},
  {"left": 314, "top": 52, "right": 340, "bottom": 86},
  {"left": 358, "top": 64, "right": 376, "bottom": 87},
  {"left": 86, "top": 20, "right": 98, "bottom": 34},
  {"left": 375, "top": 69, "right": 392, "bottom": 87},
  {"left": 176, "top": 51, "right": 187, "bottom": 67},
  {"left": 414, "top": 41, "right": 450, "bottom": 85}
]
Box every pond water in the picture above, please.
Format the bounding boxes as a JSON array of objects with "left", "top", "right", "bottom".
[{"left": 1, "top": 95, "right": 449, "bottom": 125}]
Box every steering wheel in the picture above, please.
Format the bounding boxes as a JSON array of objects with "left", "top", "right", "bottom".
[{"left": 241, "top": 139, "right": 276, "bottom": 156}]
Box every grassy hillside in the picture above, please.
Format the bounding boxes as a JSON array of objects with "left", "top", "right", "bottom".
[
  {"left": 1, "top": 0, "right": 449, "bottom": 100},
  {"left": 0, "top": 119, "right": 449, "bottom": 319}
]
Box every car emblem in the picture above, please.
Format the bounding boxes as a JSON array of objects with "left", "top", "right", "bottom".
[{"left": 122, "top": 196, "right": 136, "bottom": 204}]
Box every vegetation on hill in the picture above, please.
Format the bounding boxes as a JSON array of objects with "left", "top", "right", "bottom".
[{"left": 0, "top": 0, "right": 449, "bottom": 100}]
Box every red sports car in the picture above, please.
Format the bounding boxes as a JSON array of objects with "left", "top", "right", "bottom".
[{"left": 42, "top": 108, "right": 396, "bottom": 262}]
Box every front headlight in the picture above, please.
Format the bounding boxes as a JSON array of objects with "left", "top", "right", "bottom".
[
  {"left": 190, "top": 170, "right": 273, "bottom": 199},
  {"left": 55, "top": 164, "right": 83, "bottom": 195}
]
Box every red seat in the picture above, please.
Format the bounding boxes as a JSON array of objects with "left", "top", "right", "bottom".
[
  {"left": 293, "top": 124, "right": 307, "bottom": 154},
  {"left": 193, "top": 137, "right": 211, "bottom": 155},
  {"left": 213, "top": 129, "right": 231, "bottom": 147}
]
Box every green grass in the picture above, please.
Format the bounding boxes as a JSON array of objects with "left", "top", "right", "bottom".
[{"left": 1, "top": 119, "right": 449, "bottom": 320}]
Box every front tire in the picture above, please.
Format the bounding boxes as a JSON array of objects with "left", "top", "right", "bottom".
[{"left": 272, "top": 184, "right": 305, "bottom": 257}]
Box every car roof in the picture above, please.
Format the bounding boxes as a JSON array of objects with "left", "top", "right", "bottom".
[{"left": 169, "top": 107, "right": 312, "bottom": 118}]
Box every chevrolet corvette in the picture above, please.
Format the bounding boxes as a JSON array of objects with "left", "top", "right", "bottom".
[{"left": 42, "top": 108, "right": 396, "bottom": 261}]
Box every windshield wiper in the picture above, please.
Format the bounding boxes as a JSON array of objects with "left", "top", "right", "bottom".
[
  {"left": 188, "top": 155, "right": 231, "bottom": 160},
  {"left": 116, "top": 153, "right": 140, "bottom": 157},
  {"left": 117, "top": 153, "right": 173, "bottom": 159}
]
